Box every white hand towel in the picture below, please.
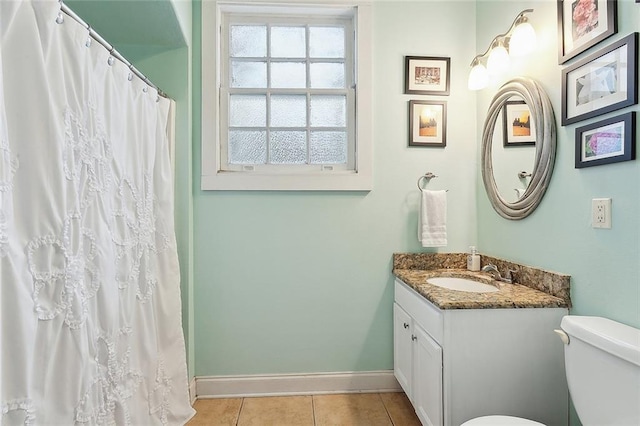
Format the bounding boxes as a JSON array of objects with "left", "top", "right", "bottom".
[{"left": 418, "top": 190, "right": 447, "bottom": 247}]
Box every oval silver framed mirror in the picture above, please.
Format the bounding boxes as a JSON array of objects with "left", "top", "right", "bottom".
[{"left": 481, "top": 77, "right": 556, "bottom": 220}]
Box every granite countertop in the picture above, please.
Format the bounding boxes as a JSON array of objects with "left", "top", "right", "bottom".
[{"left": 393, "top": 253, "right": 570, "bottom": 310}]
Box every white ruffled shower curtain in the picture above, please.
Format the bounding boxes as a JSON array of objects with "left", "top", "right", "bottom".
[{"left": 0, "top": 1, "right": 194, "bottom": 424}]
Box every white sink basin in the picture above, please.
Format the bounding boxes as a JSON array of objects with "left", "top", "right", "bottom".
[{"left": 426, "top": 277, "right": 499, "bottom": 293}]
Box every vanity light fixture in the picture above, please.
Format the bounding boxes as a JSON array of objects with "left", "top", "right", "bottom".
[
  {"left": 486, "top": 40, "right": 510, "bottom": 75},
  {"left": 468, "top": 9, "right": 536, "bottom": 91}
]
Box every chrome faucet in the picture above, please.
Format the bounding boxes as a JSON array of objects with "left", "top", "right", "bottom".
[{"left": 481, "top": 264, "right": 515, "bottom": 283}]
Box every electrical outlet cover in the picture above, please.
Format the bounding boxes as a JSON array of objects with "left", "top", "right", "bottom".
[{"left": 592, "top": 198, "right": 612, "bottom": 229}]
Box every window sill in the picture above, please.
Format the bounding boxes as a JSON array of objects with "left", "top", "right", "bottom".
[{"left": 201, "top": 170, "right": 372, "bottom": 191}]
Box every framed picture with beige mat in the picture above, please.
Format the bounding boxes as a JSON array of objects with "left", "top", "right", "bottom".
[{"left": 409, "top": 100, "right": 447, "bottom": 147}]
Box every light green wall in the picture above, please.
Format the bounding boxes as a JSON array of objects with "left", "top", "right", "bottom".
[
  {"left": 476, "top": 0, "right": 640, "bottom": 330},
  {"left": 192, "top": 0, "right": 479, "bottom": 376},
  {"left": 171, "top": 0, "right": 193, "bottom": 46}
]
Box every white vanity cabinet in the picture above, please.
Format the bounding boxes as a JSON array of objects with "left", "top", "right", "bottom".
[
  {"left": 394, "top": 279, "right": 569, "bottom": 426},
  {"left": 394, "top": 290, "right": 443, "bottom": 425}
]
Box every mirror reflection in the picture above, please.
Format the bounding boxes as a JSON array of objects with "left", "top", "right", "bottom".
[{"left": 491, "top": 96, "right": 536, "bottom": 203}]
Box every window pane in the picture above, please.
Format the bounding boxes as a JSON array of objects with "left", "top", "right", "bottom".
[
  {"left": 309, "top": 27, "right": 345, "bottom": 58},
  {"left": 271, "top": 62, "right": 306, "bottom": 88},
  {"left": 271, "top": 27, "right": 306, "bottom": 58},
  {"left": 229, "top": 131, "right": 267, "bottom": 164},
  {"left": 231, "top": 61, "right": 267, "bottom": 88},
  {"left": 310, "top": 63, "right": 345, "bottom": 88},
  {"left": 310, "top": 95, "right": 346, "bottom": 127},
  {"left": 270, "top": 131, "right": 307, "bottom": 164},
  {"left": 310, "top": 131, "right": 347, "bottom": 164},
  {"left": 231, "top": 25, "right": 267, "bottom": 57},
  {"left": 271, "top": 95, "right": 307, "bottom": 128},
  {"left": 230, "top": 95, "right": 266, "bottom": 127}
]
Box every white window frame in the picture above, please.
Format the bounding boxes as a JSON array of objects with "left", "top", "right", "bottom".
[{"left": 201, "top": 0, "right": 373, "bottom": 191}]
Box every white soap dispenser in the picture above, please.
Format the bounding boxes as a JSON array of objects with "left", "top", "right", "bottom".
[{"left": 467, "top": 246, "right": 481, "bottom": 271}]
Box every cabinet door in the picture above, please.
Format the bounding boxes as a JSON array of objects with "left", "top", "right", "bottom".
[
  {"left": 413, "top": 324, "right": 443, "bottom": 426},
  {"left": 393, "top": 303, "right": 413, "bottom": 400}
]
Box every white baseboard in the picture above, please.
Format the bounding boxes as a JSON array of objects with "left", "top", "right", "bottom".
[
  {"left": 195, "top": 370, "right": 401, "bottom": 399},
  {"left": 189, "top": 376, "right": 197, "bottom": 404}
]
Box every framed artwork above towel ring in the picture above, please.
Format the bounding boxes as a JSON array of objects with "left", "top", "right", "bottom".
[
  {"left": 404, "top": 56, "right": 450, "bottom": 95},
  {"left": 409, "top": 100, "right": 447, "bottom": 147}
]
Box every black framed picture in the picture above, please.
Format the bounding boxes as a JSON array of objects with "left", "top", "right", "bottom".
[
  {"left": 502, "top": 101, "right": 536, "bottom": 146},
  {"left": 409, "top": 100, "right": 447, "bottom": 147},
  {"left": 557, "top": 0, "right": 617, "bottom": 64},
  {"left": 575, "top": 111, "right": 635, "bottom": 168},
  {"left": 561, "top": 32, "right": 637, "bottom": 126},
  {"left": 404, "top": 56, "right": 450, "bottom": 95}
]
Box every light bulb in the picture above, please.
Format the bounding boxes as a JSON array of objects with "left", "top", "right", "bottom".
[
  {"left": 468, "top": 63, "right": 488, "bottom": 90},
  {"left": 487, "top": 44, "right": 510, "bottom": 75},
  {"left": 509, "top": 21, "right": 536, "bottom": 57}
]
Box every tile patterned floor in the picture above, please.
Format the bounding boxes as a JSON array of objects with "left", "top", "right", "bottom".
[{"left": 187, "top": 392, "right": 421, "bottom": 426}]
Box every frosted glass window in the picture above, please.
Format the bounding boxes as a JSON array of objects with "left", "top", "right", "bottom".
[
  {"left": 271, "top": 62, "right": 306, "bottom": 89},
  {"left": 310, "top": 131, "right": 347, "bottom": 164},
  {"left": 230, "top": 25, "right": 266, "bottom": 57},
  {"left": 209, "top": 4, "right": 368, "bottom": 184},
  {"left": 309, "top": 27, "right": 345, "bottom": 58},
  {"left": 231, "top": 61, "right": 267, "bottom": 88},
  {"left": 270, "top": 131, "right": 307, "bottom": 164},
  {"left": 310, "top": 63, "right": 345, "bottom": 88},
  {"left": 229, "top": 131, "right": 267, "bottom": 164},
  {"left": 230, "top": 95, "right": 266, "bottom": 127},
  {"left": 271, "top": 95, "right": 307, "bottom": 128},
  {"left": 310, "top": 96, "right": 346, "bottom": 127},
  {"left": 271, "top": 27, "right": 306, "bottom": 58}
]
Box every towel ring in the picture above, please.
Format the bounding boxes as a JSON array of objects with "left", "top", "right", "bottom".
[
  {"left": 417, "top": 173, "right": 437, "bottom": 190},
  {"left": 417, "top": 172, "right": 447, "bottom": 191}
]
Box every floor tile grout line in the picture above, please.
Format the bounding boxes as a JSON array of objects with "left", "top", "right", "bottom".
[
  {"left": 311, "top": 394, "right": 317, "bottom": 426},
  {"left": 378, "top": 393, "right": 396, "bottom": 426},
  {"left": 235, "top": 397, "right": 245, "bottom": 426}
]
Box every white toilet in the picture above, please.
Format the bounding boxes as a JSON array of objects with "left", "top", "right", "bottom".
[{"left": 462, "top": 315, "right": 640, "bottom": 426}]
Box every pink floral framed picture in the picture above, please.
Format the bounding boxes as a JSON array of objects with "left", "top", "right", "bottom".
[
  {"left": 557, "top": 0, "right": 617, "bottom": 64},
  {"left": 575, "top": 111, "right": 635, "bottom": 168}
]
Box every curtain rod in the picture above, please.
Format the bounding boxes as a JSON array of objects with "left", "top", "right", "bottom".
[{"left": 58, "top": 0, "right": 169, "bottom": 99}]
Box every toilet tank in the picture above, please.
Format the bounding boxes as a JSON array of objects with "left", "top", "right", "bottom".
[{"left": 560, "top": 316, "right": 640, "bottom": 425}]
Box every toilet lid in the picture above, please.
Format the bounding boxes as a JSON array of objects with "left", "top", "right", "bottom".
[{"left": 461, "top": 415, "right": 545, "bottom": 426}]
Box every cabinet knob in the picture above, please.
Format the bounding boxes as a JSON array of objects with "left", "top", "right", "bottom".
[
  {"left": 403, "top": 322, "right": 409, "bottom": 329},
  {"left": 411, "top": 335, "right": 417, "bottom": 341}
]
